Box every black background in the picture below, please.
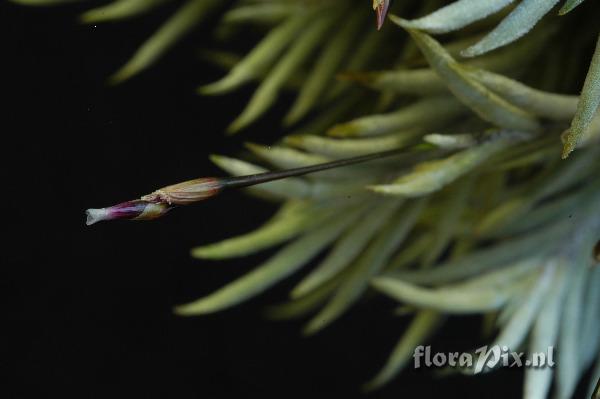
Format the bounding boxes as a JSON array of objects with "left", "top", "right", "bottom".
[{"left": 3, "top": 1, "right": 591, "bottom": 398}]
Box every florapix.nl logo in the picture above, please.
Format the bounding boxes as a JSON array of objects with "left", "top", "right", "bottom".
[{"left": 413, "top": 345, "right": 555, "bottom": 374}]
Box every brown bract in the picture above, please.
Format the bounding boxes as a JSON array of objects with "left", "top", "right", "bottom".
[{"left": 141, "top": 177, "right": 223, "bottom": 205}]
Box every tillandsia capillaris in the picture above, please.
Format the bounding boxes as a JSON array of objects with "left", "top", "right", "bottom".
[{"left": 16, "top": 0, "right": 600, "bottom": 397}]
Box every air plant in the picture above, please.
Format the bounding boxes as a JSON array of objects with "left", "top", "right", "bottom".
[{"left": 14, "top": 0, "right": 600, "bottom": 397}]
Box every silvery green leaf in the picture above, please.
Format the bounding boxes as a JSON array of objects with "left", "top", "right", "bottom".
[
  {"left": 476, "top": 197, "right": 534, "bottom": 236},
  {"left": 358, "top": 23, "right": 555, "bottom": 96},
  {"left": 327, "top": 96, "right": 465, "bottom": 138},
  {"left": 588, "top": 356, "right": 600, "bottom": 398},
  {"left": 488, "top": 190, "right": 581, "bottom": 238},
  {"left": 388, "top": 220, "right": 565, "bottom": 285},
  {"left": 450, "top": 250, "right": 543, "bottom": 291},
  {"left": 283, "top": 132, "right": 421, "bottom": 158},
  {"left": 264, "top": 273, "right": 342, "bottom": 320},
  {"left": 462, "top": 0, "right": 560, "bottom": 58},
  {"left": 292, "top": 199, "right": 401, "bottom": 298},
  {"left": 423, "top": 133, "right": 476, "bottom": 149},
  {"left": 396, "top": 0, "right": 514, "bottom": 34},
  {"left": 304, "top": 200, "right": 425, "bottom": 334},
  {"left": 569, "top": 112, "right": 600, "bottom": 150},
  {"left": 472, "top": 262, "right": 557, "bottom": 374},
  {"left": 430, "top": 34, "right": 486, "bottom": 61},
  {"left": 580, "top": 266, "right": 600, "bottom": 369},
  {"left": 370, "top": 131, "right": 528, "bottom": 198},
  {"left": 466, "top": 68, "right": 579, "bottom": 121},
  {"left": 421, "top": 178, "right": 472, "bottom": 267},
  {"left": 372, "top": 276, "right": 512, "bottom": 314},
  {"left": 363, "top": 310, "right": 443, "bottom": 390},
  {"left": 175, "top": 206, "right": 362, "bottom": 315},
  {"left": 478, "top": 149, "right": 600, "bottom": 235},
  {"left": 342, "top": 68, "right": 447, "bottom": 96},
  {"left": 191, "top": 201, "right": 336, "bottom": 259},
  {"left": 394, "top": 26, "right": 541, "bottom": 132},
  {"left": 555, "top": 261, "right": 587, "bottom": 399},
  {"left": 110, "top": 0, "right": 221, "bottom": 83},
  {"left": 386, "top": 235, "right": 432, "bottom": 271},
  {"left": 523, "top": 266, "right": 566, "bottom": 399},
  {"left": 289, "top": 90, "right": 363, "bottom": 137},
  {"left": 563, "top": 34, "right": 600, "bottom": 158},
  {"left": 531, "top": 147, "right": 600, "bottom": 198},
  {"left": 496, "top": 293, "right": 525, "bottom": 328},
  {"left": 558, "top": 0, "right": 586, "bottom": 15},
  {"left": 489, "top": 143, "right": 557, "bottom": 172}
]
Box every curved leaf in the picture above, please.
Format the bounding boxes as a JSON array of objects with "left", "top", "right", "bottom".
[
  {"left": 397, "top": 0, "right": 514, "bottom": 34},
  {"left": 176, "top": 206, "right": 362, "bottom": 315},
  {"left": 394, "top": 25, "right": 541, "bottom": 132},
  {"left": 462, "top": 0, "right": 560, "bottom": 57},
  {"left": 563, "top": 34, "right": 600, "bottom": 158},
  {"left": 110, "top": 0, "right": 220, "bottom": 83},
  {"left": 303, "top": 200, "right": 424, "bottom": 334},
  {"left": 364, "top": 310, "right": 443, "bottom": 391}
]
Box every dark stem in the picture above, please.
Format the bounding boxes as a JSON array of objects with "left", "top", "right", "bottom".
[{"left": 221, "top": 147, "right": 409, "bottom": 190}]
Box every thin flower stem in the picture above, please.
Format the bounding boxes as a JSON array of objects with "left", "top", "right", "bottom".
[{"left": 85, "top": 146, "right": 411, "bottom": 225}]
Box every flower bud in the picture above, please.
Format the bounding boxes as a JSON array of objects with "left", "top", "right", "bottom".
[{"left": 85, "top": 200, "right": 171, "bottom": 226}]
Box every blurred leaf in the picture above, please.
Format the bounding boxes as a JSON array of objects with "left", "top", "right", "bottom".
[
  {"left": 523, "top": 264, "right": 567, "bottom": 399},
  {"left": 555, "top": 259, "right": 587, "bottom": 398},
  {"left": 303, "top": 199, "right": 424, "bottom": 334},
  {"left": 227, "top": 10, "right": 336, "bottom": 132},
  {"left": 285, "top": 7, "right": 364, "bottom": 124},
  {"left": 81, "top": 0, "right": 169, "bottom": 23},
  {"left": 191, "top": 201, "right": 336, "bottom": 259},
  {"left": 176, "top": 206, "right": 363, "bottom": 315},
  {"left": 372, "top": 275, "right": 513, "bottom": 314},
  {"left": 292, "top": 199, "right": 401, "bottom": 298},
  {"left": 110, "top": 0, "right": 221, "bottom": 83},
  {"left": 364, "top": 310, "right": 443, "bottom": 390},
  {"left": 199, "top": 12, "right": 311, "bottom": 95}
]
